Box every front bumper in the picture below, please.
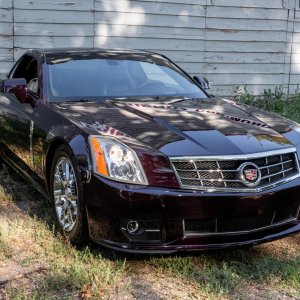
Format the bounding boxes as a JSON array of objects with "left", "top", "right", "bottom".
[{"left": 84, "top": 174, "right": 300, "bottom": 253}]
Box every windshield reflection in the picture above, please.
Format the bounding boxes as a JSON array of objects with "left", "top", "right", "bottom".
[{"left": 46, "top": 54, "right": 206, "bottom": 102}]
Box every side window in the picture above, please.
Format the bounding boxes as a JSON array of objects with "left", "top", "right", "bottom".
[{"left": 10, "top": 55, "right": 39, "bottom": 94}]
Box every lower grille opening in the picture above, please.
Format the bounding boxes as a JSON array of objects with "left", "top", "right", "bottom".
[
  {"left": 184, "top": 206, "right": 299, "bottom": 236},
  {"left": 218, "top": 213, "right": 273, "bottom": 232},
  {"left": 184, "top": 219, "right": 216, "bottom": 234},
  {"left": 273, "top": 207, "right": 299, "bottom": 223}
]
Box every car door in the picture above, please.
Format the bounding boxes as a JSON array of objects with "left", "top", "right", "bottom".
[{"left": 0, "top": 55, "right": 39, "bottom": 173}]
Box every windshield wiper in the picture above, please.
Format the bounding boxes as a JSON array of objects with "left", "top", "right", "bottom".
[
  {"left": 165, "top": 97, "right": 193, "bottom": 104},
  {"left": 66, "top": 99, "right": 95, "bottom": 103}
]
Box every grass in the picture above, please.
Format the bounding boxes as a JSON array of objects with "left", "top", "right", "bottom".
[
  {"left": 149, "top": 248, "right": 300, "bottom": 298},
  {"left": 0, "top": 167, "right": 128, "bottom": 299},
  {"left": 42, "top": 243, "right": 127, "bottom": 298},
  {"left": 0, "top": 86, "right": 300, "bottom": 299},
  {"left": 150, "top": 255, "right": 240, "bottom": 296}
]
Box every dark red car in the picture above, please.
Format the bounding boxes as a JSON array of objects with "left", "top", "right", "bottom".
[{"left": 0, "top": 48, "right": 300, "bottom": 253}]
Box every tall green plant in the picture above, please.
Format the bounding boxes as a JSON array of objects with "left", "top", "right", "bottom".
[{"left": 233, "top": 85, "right": 300, "bottom": 123}]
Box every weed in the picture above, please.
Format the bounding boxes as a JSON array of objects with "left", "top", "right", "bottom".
[
  {"left": 9, "top": 288, "right": 39, "bottom": 300},
  {"left": 234, "top": 85, "right": 300, "bottom": 123}
]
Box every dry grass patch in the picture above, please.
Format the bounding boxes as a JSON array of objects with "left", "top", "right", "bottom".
[
  {"left": 0, "top": 165, "right": 128, "bottom": 299},
  {"left": 0, "top": 160, "right": 299, "bottom": 299}
]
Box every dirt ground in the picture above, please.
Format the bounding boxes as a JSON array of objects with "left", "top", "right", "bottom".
[{"left": 0, "top": 166, "right": 300, "bottom": 299}]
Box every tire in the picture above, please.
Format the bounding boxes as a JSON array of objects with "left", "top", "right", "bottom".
[{"left": 49, "top": 144, "right": 88, "bottom": 245}]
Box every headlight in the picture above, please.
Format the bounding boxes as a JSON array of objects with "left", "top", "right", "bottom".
[{"left": 89, "top": 136, "right": 147, "bottom": 185}]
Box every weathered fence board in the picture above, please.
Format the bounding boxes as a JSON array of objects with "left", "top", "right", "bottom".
[
  {"left": 95, "top": 0, "right": 206, "bottom": 17},
  {"left": 0, "top": 0, "right": 299, "bottom": 94}
]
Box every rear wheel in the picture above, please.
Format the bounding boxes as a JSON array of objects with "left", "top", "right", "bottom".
[{"left": 50, "top": 145, "right": 88, "bottom": 245}]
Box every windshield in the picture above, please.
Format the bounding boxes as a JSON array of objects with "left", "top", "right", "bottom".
[{"left": 46, "top": 57, "right": 207, "bottom": 102}]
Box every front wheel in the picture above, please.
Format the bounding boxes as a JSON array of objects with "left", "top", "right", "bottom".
[{"left": 50, "top": 145, "right": 88, "bottom": 245}]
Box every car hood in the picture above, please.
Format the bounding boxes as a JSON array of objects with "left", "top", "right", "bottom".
[{"left": 51, "top": 97, "right": 299, "bottom": 157}]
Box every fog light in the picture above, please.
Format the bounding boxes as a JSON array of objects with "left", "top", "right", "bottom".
[{"left": 127, "top": 220, "right": 139, "bottom": 234}]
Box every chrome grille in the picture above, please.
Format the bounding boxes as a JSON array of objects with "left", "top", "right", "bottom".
[{"left": 171, "top": 149, "right": 300, "bottom": 192}]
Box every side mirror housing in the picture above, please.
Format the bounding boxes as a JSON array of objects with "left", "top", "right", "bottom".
[
  {"left": 193, "top": 75, "right": 210, "bottom": 90},
  {"left": 0, "top": 78, "right": 29, "bottom": 103}
]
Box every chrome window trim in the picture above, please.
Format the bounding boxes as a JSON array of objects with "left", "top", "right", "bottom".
[{"left": 170, "top": 148, "right": 300, "bottom": 193}]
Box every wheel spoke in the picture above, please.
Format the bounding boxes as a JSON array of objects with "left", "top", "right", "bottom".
[
  {"left": 56, "top": 206, "right": 63, "bottom": 221},
  {"left": 70, "top": 201, "right": 77, "bottom": 216},
  {"left": 64, "top": 222, "right": 70, "bottom": 231},
  {"left": 62, "top": 200, "right": 69, "bottom": 213},
  {"left": 58, "top": 164, "right": 64, "bottom": 181},
  {"left": 54, "top": 189, "right": 62, "bottom": 197},
  {"left": 68, "top": 173, "right": 75, "bottom": 186},
  {"left": 65, "top": 161, "right": 70, "bottom": 181},
  {"left": 67, "top": 208, "right": 74, "bottom": 226}
]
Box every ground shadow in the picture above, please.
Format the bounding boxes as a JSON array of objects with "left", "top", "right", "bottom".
[{"left": 1, "top": 162, "right": 300, "bottom": 299}]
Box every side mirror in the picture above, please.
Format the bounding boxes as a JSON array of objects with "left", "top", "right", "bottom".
[
  {"left": 193, "top": 75, "right": 210, "bottom": 90},
  {"left": 1, "top": 78, "right": 29, "bottom": 103}
]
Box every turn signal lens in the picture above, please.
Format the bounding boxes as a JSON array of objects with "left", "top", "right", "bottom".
[{"left": 90, "top": 137, "right": 108, "bottom": 176}]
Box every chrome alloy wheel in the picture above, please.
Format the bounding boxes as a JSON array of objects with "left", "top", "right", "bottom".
[{"left": 53, "top": 156, "right": 78, "bottom": 232}]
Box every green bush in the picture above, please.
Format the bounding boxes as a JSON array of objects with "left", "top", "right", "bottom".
[{"left": 233, "top": 85, "right": 300, "bottom": 123}]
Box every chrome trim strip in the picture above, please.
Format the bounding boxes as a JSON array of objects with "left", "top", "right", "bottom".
[
  {"left": 170, "top": 147, "right": 297, "bottom": 162},
  {"left": 216, "top": 161, "right": 226, "bottom": 187},
  {"left": 260, "top": 160, "right": 293, "bottom": 170},
  {"left": 261, "top": 167, "right": 294, "bottom": 180},
  {"left": 176, "top": 173, "right": 300, "bottom": 193},
  {"left": 179, "top": 169, "right": 294, "bottom": 182},
  {"left": 179, "top": 177, "right": 241, "bottom": 182},
  {"left": 184, "top": 217, "right": 298, "bottom": 237},
  {"left": 176, "top": 168, "right": 236, "bottom": 172},
  {"left": 121, "top": 228, "right": 160, "bottom": 233},
  {"left": 176, "top": 159, "right": 293, "bottom": 173},
  {"left": 193, "top": 160, "right": 203, "bottom": 186}
]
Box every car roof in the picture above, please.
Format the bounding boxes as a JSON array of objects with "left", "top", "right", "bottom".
[{"left": 26, "top": 48, "right": 161, "bottom": 59}]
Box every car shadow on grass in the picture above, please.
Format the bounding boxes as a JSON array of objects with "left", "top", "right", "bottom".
[{"left": 1, "top": 162, "right": 300, "bottom": 299}]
